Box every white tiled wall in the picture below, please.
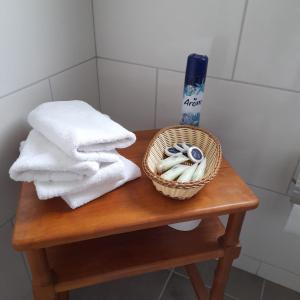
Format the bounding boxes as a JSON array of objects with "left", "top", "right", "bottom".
[
  {"left": 98, "top": 59, "right": 156, "bottom": 130},
  {"left": 93, "top": 0, "right": 246, "bottom": 79},
  {"left": 233, "top": 254, "right": 261, "bottom": 275},
  {"left": 0, "top": 1, "right": 99, "bottom": 299},
  {"left": 241, "top": 186, "right": 300, "bottom": 282},
  {"left": 258, "top": 263, "right": 300, "bottom": 293},
  {"left": 0, "top": 0, "right": 95, "bottom": 98},
  {"left": 156, "top": 70, "right": 184, "bottom": 128},
  {"left": 201, "top": 79, "right": 300, "bottom": 194},
  {"left": 234, "top": 0, "right": 300, "bottom": 91},
  {"left": 157, "top": 71, "right": 300, "bottom": 194},
  {"left": 1, "top": 0, "right": 300, "bottom": 297},
  {"left": 0, "top": 81, "right": 51, "bottom": 225},
  {"left": 50, "top": 59, "right": 100, "bottom": 109},
  {"left": 93, "top": 0, "right": 300, "bottom": 291}
]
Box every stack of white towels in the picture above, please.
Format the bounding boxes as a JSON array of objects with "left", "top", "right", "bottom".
[{"left": 9, "top": 100, "right": 141, "bottom": 209}]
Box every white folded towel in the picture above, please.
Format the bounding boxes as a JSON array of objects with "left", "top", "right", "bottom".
[
  {"left": 28, "top": 100, "right": 136, "bottom": 161},
  {"left": 9, "top": 130, "right": 100, "bottom": 182},
  {"left": 34, "top": 152, "right": 125, "bottom": 200},
  {"left": 62, "top": 156, "right": 141, "bottom": 209}
]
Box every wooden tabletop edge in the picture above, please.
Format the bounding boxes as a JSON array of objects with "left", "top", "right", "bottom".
[{"left": 11, "top": 203, "right": 257, "bottom": 251}]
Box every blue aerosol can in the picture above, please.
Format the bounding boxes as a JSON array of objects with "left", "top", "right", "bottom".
[{"left": 180, "top": 54, "right": 208, "bottom": 126}]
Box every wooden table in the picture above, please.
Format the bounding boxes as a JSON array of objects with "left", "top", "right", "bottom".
[{"left": 12, "top": 129, "right": 258, "bottom": 300}]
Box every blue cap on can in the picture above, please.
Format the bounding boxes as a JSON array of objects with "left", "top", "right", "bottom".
[{"left": 184, "top": 54, "right": 208, "bottom": 86}]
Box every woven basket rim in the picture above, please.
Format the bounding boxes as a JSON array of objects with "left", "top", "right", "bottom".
[{"left": 142, "top": 125, "right": 222, "bottom": 190}]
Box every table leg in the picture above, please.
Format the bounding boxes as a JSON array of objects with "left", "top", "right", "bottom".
[
  {"left": 185, "top": 264, "right": 209, "bottom": 300},
  {"left": 26, "top": 249, "right": 57, "bottom": 300},
  {"left": 210, "top": 212, "right": 245, "bottom": 300}
]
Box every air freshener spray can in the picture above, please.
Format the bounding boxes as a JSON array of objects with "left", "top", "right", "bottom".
[{"left": 180, "top": 54, "right": 208, "bottom": 126}]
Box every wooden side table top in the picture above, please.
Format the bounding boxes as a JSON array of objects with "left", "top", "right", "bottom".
[{"left": 12, "top": 129, "right": 258, "bottom": 251}]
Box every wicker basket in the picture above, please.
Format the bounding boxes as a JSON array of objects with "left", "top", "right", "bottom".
[{"left": 142, "top": 125, "right": 222, "bottom": 200}]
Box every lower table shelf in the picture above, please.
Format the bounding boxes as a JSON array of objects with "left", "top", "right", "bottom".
[{"left": 46, "top": 217, "right": 225, "bottom": 292}]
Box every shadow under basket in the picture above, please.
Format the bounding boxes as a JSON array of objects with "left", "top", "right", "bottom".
[{"left": 142, "top": 125, "right": 222, "bottom": 200}]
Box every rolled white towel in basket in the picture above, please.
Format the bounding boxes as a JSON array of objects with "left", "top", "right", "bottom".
[
  {"left": 9, "top": 130, "right": 100, "bottom": 182},
  {"left": 28, "top": 100, "right": 136, "bottom": 161},
  {"left": 34, "top": 152, "right": 125, "bottom": 200},
  {"left": 62, "top": 156, "right": 141, "bottom": 209}
]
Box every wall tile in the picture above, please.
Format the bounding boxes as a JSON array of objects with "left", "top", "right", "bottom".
[
  {"left": 157, "top": 72, "right": 300, "bottom": 193},
  {"left": 240, "top": 186, "right": 300, "bottom": 278},
  {"left": 233, "top": 254, "right": 261, "bottom": 275},
  {"left": 201, "top": 79, "right": 300, "bottom": 193},
  {"left": 94, "top": 0, "right": 246, "bottom": 79},
  {"left": 0, "top": 81, "right": 51, "bottom": 224},
  {"left": 0, "top": 222, "right": 32, "bottom": 300},
  {"left": 50, "top": 59, "right": 100, "bottom": 109},
  {"left": 156, "top": 70, "right": 184, "bottom": 128},
  {"left": 258, "top": 263, "right": 300, "bottom": 293},
  {"left": 98, "top": 59, "right": 156, "bottom": 131},
  {"left": 0, "top": 0, "right": 95, "bottom": 97},
  {"left": 234, "top": 0, "right": 300, "bottom": 91}
]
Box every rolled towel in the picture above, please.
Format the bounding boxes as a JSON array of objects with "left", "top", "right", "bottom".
[
  {"left": 9, "top": 130, "right": 101, "bottom": 182},
  {"left": 28, "top": 100, "right": 136, "bottom": 161},
  {"left": 62, "top": 156, "right": 141, "bottom": 209},
  {"left": 34, "top": 153, "right": 125, "bottom": 199}
]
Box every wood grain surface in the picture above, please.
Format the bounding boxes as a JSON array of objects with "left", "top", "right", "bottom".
[{"left": 13, "top": 129, "right": 258, "bottom": 251}]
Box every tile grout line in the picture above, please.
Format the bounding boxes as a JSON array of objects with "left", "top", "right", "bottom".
[
  {"left": 241, "top": 252, "right": 300, "bottom": 286},
  {"left": 91, "top": 0, "right": 98, "bottom": 57},
  {"left": 157, "top": 269, "right": 174, "bottom": 300},
  {"left": 248, "top": 183, "right": 289, "bottom": 198},
  {"left": 173, "top": 268, "right": 239, "bottom": 300},
  {"left": 21, "top": 252, "right": 32, "bottom": 281},
  {"left": 256, "top": 260, "right": 263, "bottom": 276},
  {"left": 224, "top": 293, "right": 240, "bottom": 300},
  {"left": 0, "top": 56, "right": 97, "bottom": 100},
  {"left": 231, "top": 0, "right": 249, "bottom": 80},
  {"left": 241, "top": 242, "right": 300, "bottom": 277},
  {"left": 48, "top": 78, "right": 54, "bottom": 101},
  {"left": 240, "top": 252, "right": 261, "bottom": 262},
  {"left": 153, "top": 68, "right": 159, "bottom": 128},
  {"left": 97, "top": 56, "right": 300, "bottom": 94},
  {"left": 207, "top": 75, "right": 300, "bottom": 93},
  {"left": 0, "top": 77, "right": 53, "bottom": 101},
  {"left": 236, "top": 251, "right": 300, "bottom": 282},
  {"left": 259, "top": 279, "right": 266, "bottom": 300},
  {"left": 173, "top": 270, "right": 189, "bottom": 279},
  {"left": 91, "top": 0, "right": 102, "bottom": 110},
  {"left": 238, "top": 252, "right": 263, "bottom": 275},
  {"left": 258, "top": 260, "right": 300, "bottom": 278},
  {"left": 46, "top": 56, "right": 96, "bottom": 80},
  {"left": 0, "top": 57, "right": 299, "bottom": 103},
  {"left": 97, "top": 55, "right": 159, "bottom": 71},
  {"left": 95, "top": 58, "right": 102, "bottom": 110}
]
